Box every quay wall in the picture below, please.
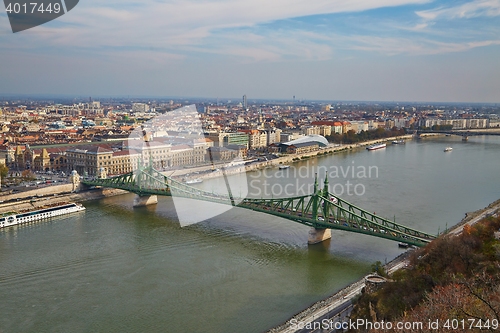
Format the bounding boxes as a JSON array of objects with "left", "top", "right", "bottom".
[
  {"left": 266, "top": 197, "right": 500, "bottom": 333},
  {"left": 181, "top": 134, "right": 441, "bottom": 182},
  {"left": 1, "top": 184, "right": 74, "bottom": 202},
  {"left": 0, "top": 188, "right": 129, "bottom": 213}
]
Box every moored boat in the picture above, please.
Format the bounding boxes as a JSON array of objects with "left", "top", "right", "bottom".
[
  {"left": 366, "top": 143, "right": 387, "bottom": 151},
  {"left": 278, "top": 165, "right": 290, "bottom": 169},
  {"left": 185, "top": 178, "right": 203, "bottom": 184},
  {"left": 392, "top": 139, "right": 405, "bottom": 144},
  {"left": 0, "top": 202, "right": 85, "bottom": 229}
]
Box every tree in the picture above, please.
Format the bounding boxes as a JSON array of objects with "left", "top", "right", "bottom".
[
  {"left": 21, "top": 169, "right": 36, "bottom": 181},
  {"left": 350, "top": 215, "right": 500, "bottom": 333},
  {"left": 371, "top": 261, "right": 386, "bottom": 276},
  {"left": 0, "top": 164, "right": 8, "bottom": 183}
]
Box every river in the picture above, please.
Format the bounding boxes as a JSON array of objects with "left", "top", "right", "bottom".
[{"left": 1, "top": 136, "right": 500, "bottom": 333}]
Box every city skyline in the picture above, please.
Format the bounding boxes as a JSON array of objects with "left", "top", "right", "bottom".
[{"left": 1, "top": 0, "right": 499, "bottom": 103}]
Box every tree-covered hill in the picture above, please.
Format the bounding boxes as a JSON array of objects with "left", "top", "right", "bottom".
[{"left": 349, "top": 215, "right": 500, "bottom": 333}]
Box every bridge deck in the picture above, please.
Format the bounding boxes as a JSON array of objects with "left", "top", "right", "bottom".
[{"left": 82, "top": 166, "right": 436, "bottom": 247}]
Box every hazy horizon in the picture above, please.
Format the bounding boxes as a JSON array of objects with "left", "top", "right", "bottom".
[
  {"left": 1, "top": 0, "right": 499, "bottom": 103},
  {"left": 1, "top": 93, "right": 499, "bottom": 106}
]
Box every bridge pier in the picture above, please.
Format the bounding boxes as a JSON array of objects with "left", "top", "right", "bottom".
[
  {"left": 308, "top": 228, "right": 332, "bottom": 245},
  {"left": 133, "top": 195, "right": 158, "bottom": 207}
]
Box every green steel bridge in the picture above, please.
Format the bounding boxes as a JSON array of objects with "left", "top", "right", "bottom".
[{"left": 82, "top": 165, "right": 436, "bottom": 247}]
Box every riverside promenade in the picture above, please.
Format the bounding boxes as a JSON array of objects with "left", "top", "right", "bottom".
[
  {"left": 0, "top": 185, "right": 127, "bottom": 214},
  {"left": 266, "top": 198, "right": 500, "bottom": 333},
  {"left": 177, "top": 134, "right": 440, "bottom": 182},
  {"left": 265, "top": 251, "right": 413, "bottom": 333}
]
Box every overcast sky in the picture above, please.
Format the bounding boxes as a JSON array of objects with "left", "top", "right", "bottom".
[{"left": 1, "top": 0, "right": 499, "bottom": 102}]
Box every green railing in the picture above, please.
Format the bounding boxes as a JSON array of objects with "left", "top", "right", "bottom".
[{"left": 82, "top": 166, "right": 436, "bottom": 247}]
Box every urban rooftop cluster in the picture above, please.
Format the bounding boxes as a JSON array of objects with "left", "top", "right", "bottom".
[{"left": 0, "top": 96, "right": 498, "bottom": 177}]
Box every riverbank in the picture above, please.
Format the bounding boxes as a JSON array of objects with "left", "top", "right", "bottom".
[
  {"left": 266, "top": 196, "right": 500, "bottom": 333},
  {"left": 179, "top": 133, "right": 442, "bottom": 183},
  {"left": 0, "top": 187, "right": 128, "bottom": 214},
  {"left": 265, "top": 250, "right": 414, "bottom": 333},
  {"left": 447, "top": 197, "right": 500, "bottom": 236}
]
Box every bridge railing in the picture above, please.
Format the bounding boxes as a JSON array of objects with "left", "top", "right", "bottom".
[
  {"left": 240, "top": 193, "right": 435, "bottom": 246},
  {"left": 82, "top": 167, "right": 436, "bottom": 246},
  {"left": 322, "top": 192, "right": 435, "bottom": 240},
  {"left": 317, "top": 193, "right": 435, "bottom": 245}
]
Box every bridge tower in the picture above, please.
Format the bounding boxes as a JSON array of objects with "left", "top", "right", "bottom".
[
  {"left": 308, "top": 175, "right": 332, "bottom": 244},
  {"left": 133, "top": 164, "right": 159, "bottom": 207},
  {"left": 98, "top": 167, "right": 107, "bottom": 179},
  {"left": 70, "top": 170, "right": 80, "bottom": 192}
]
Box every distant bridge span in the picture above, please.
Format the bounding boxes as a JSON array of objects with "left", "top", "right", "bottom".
[{"left": 414, "top": 128, "right": 500, "bottom": 141}]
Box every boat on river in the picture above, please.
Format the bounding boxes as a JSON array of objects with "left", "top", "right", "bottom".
[
  {"left": 278, "top": 165, "right": 290, "bottom": 169},
  {"left": 185, "top": 178, "right": 203, "bottom": 184},
  {"left": 444, "top": 147, "right": 453, "bottom": 152},
  {"left": 0, "top": 202, "right": 85, "bottom": 229},
  {"left": 366, "top": 143, "right": 387, "bottom": 151}
]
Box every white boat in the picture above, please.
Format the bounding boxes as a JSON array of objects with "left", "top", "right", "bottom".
[
  {"left": 444, "top": 147, "right": 453, "bottom": 152},
  {"left": 185, "top": 178, "right": 203, "bottom": 184},
  {"left": 392, "top": 139, "right": 405, "bottom": 144},
  {"left": 0, "top": 202, "right": 85, "bottom": 229},
  {"left": 366, "top": 143, "right": 387, "bottom": 151},
  {"left": 278, "top": 165, "right": 290, "bottom": 169}
]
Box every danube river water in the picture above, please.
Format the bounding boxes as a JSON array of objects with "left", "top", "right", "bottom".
[{"left": 1, "top": 136, "right": 500, "bottom": 333}]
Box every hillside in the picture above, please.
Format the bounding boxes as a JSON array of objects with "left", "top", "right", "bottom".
[{"left": 349, "top": 215, "right": 500, "bottom": 333}]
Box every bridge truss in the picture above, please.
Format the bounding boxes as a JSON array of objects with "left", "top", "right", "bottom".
[{"left": 82, "top": 165, "right": 436, "bottom": 247}]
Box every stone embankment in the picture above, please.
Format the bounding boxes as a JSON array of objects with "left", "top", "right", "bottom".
[
  {"left": 265, "top": 249, "right": 414, "bottom": 333},
  {"left": 266, "top": 279, "right": 365, "bottom": 333},
  {"left": 0, "top": 183, "right": 75, "bottom": 203},
  {"left": 180, "top": 134, "right": 442, "bottom": 182},
  {"left": 447, "top": 198, "right": 500, "bottom": 236},
  {"left": 0, "top": 186, "right": 128, "bottom": 214},
  {"left": 266, "top": 197, "right": 500, "bottom": 333}
]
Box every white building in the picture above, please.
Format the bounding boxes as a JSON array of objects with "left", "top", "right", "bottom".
[{"left": 132, "top": 103, "right": 150, "bottom": 113}]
